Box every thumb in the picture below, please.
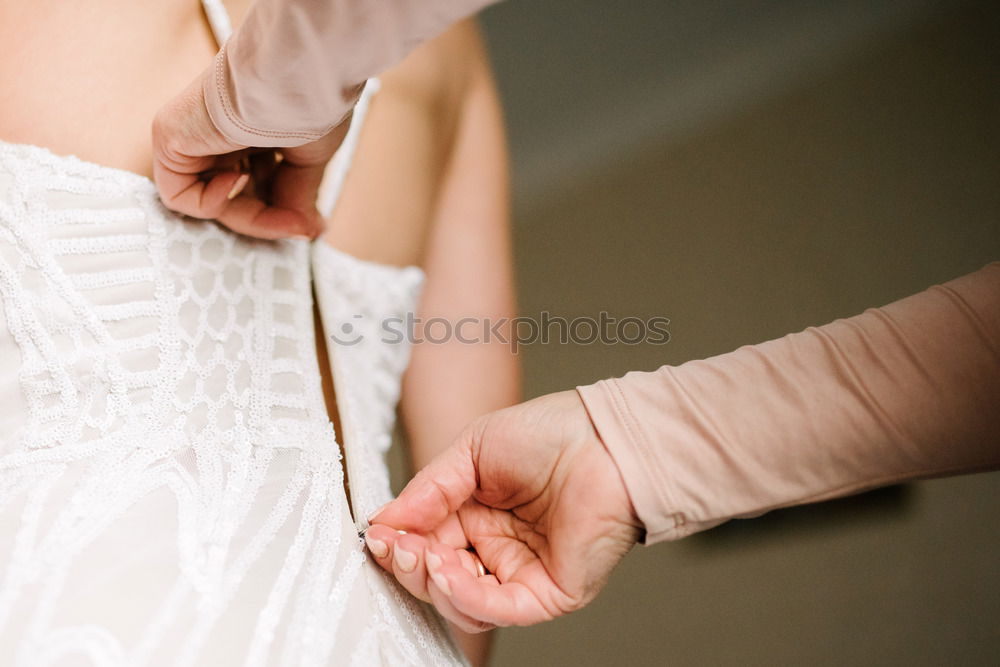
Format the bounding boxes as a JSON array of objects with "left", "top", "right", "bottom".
[{"left": 371, "top": 427, "right": 480, "bottom": 532}]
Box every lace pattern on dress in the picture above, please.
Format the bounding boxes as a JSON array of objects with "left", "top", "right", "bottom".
[{"left": 0, "top": 140, "right": 462, "bottom": 665}]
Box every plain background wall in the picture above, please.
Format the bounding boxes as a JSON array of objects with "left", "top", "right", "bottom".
[{"left": 403, "top": 1, "right": 1000, "bottom": 664}]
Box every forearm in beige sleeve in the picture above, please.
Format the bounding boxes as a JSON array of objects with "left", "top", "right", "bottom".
[
  {"left": 203, "top": 0, "right": 497, "bottom": 147},
  {"left": 578, "top": 263, "right": 1000, "bottom": 544}
]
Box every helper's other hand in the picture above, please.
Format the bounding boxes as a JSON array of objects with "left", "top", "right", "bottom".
[
  {"left": 151, "top": 70, "right": 350, "bottom": 240},
  {"left": 367, "top": 391, "right": 643, "bottom": 631}
]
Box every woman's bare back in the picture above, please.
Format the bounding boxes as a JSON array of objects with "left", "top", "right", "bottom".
[{"left": 0, "top": 0, "right": 226, "bottom": 178}]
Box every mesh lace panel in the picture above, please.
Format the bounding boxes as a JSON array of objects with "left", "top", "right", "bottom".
[{"left": 0, "top": 142, "right": 465, "bottom": 666}]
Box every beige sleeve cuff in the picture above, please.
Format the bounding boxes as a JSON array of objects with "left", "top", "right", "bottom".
[
  {"left": 577, "top": 380, "right": 724, "bottom": 544},
  {"left": 202, "top": 46, "right": 349, "bottom": 148},
  {"left": 203, "top": 0, "right": 497, "bottom": 148}
]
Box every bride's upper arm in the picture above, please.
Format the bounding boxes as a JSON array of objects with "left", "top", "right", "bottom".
[
  {"left": 399, "top": 20, "right": 521, "bottom": 470},
  {"left": 315, "top": 18, "right": 520, "bottom": 466}
]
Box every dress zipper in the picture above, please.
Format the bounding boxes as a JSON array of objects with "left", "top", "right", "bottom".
[{"left": 320, "top": 300, "right": 368, "bottom": 536}]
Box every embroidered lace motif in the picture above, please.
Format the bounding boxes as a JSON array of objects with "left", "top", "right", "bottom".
[{"left": 0, "top": 140, "right": 463, "bottom": 666}]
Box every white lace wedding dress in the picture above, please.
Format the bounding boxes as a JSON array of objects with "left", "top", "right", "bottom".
[{"left": 0, "top": 4, "right": 466, "bottom": 665}]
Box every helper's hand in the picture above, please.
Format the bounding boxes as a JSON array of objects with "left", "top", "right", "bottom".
[
  {"left": 151, "top": 71, "right": 351, "bottom": 240},
  {"left": 365, "top": 391, "right": 643, "bottom": 632}
]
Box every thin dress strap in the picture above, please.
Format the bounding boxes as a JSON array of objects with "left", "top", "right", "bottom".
[
  {"left": 315, "top": 80, "right": 381, "bottom": 219},
  {"left": 200, "top": 0, "right": 233, "bottom": 45}
]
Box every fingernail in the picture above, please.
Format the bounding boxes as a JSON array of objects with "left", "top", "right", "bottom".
[
  {"left": 426, "top": 551, "right": 442, "bottom": 573},
  {"left": 364, "top": 534, "right": 388, "bottom": 559},
  {"left": 227, "top": 173, "right": 250, "bottom": 200},
  {"left": 367, "top": 502, "right": 391, "bottom": 523},
  {"left": 431, "top": 572, "right": 452, "bottom": 596},
  {"left": 394, "top": 548, "right": 417, "bottom": 573}
]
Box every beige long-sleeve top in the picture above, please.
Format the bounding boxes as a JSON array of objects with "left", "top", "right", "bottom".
[
  {"left": 578, "top": 263, "right": 1000, "bottom": 544},
  {"left": 203, "top": 0, "right": 496, "bottom": 147}
]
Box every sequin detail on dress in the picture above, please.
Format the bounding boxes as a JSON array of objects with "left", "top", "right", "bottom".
[{"left": 0, "top": 140, "right": 463, "bottom": 666}]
